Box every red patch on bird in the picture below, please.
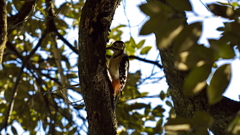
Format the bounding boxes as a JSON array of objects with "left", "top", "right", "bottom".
[{"left": 111, "top": 79, "right": 121, "bottom": 96}]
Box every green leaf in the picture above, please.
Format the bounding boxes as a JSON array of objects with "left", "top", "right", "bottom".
[
  {"left": 11, "top": 126, "right": 18, "bottom": 135},
  {"left": 120, "top": 131, "right": 128, "bottom": 135},
  {"left": 129, "top": 37, "right": 136, "bottom": 48},
  {"left": 156, "top": 18, "right": 185, "bottom": 49},
  {"left": 130, "top": 103, "right": 147, "bottom": 110},
  {"left": 140, "top": 17, "right": 164, "bottom": 35},
  {"left": 55, "top": 19, "right": 69, "bottom": 29},
  {"left": 109, "top": 25, "right": 125, "bottom": 40},
  {"left": 219, "top": 21, "right": 240, "bottom": 45},
  {"left": 207, "top": 64, "right": 231, "bottom": 105},
  {"left": 32, "top": 54, "right": 40, "bottom": 61},
  {"left": 173, "top": 22, "right": 202, "bottom": 55},
  {"left": 136, "top": 39, "right": 145, "bottom": 49},
  {"left": 131, "top": 131, "right": 141, "bottom": 135},
  {"left": 124, "top": 71, "right": 141, "bottom": 99},
  {"left": 59, "top": 2, "right": 72, "bottom": 15},
  {"left": 152, "top": 105, "right": 165, "bottom": 117},
  {"left": 208, "top": 4, "right": 235, "bottom": 19},
  {"left": 144, "top": 104, "right": 151, "bottom": 116},
  {"left": 159, "top": 91, "right": 165, "bottom": 100},
  {"left": 227, "top": 115, "right": 240, "bottom": 134},
  {"left": 126, "top": 42, "right": 136, "bottom": 55},
  {"left": 139, "top": 1, "right": 174, "bottom": 35},
  {"left": 209, "top": 39, "right": 235, "bottom": 59},
  {"left": 140, "top": 46, "right": 152, "bottom": 55},
  {"left": 192, "top": 111, "right": 214, "bottom": 128},
  {"left": 139, "top": 1, "right": 172, "bottom": 17},
  {"left": 66, "top": 73, "right": 78, "bottom": 78},
  {"left": 176, "top": 45, "right": 217, "bottom": 70},
  {"left": 164, "top": 117, "right": 192, "bottom": 131},
  {"left": 144, "top": 127, "right": 154, "bottom": 133},
  {"left": 183, "top": 63, "right": 212, "bottom": 96},
  {"left": 166, "top": 100, "right": 172, "bottom": 107},
  {"left": 154, "top": 119, "right": 163, "bottom": 133},
  {"left": 167, "top": 0, "right": 192, "bottom": 11}
]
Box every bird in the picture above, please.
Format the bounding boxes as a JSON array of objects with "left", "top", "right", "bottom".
[{"left": 107, "top": 41, "right": 129, "bottom": 98}]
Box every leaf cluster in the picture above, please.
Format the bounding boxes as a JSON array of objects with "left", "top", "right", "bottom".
[
  {"left": 2, "top": 0, "right": 168, "bottom": 135},
  {"left": 139, "top": 0, "right": 240, "bottom": 134},
  {"left": 2, "top": 0, "right": 84, "bottom": 134}
]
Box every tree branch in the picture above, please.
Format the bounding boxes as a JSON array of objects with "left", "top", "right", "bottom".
[
  {"left": 129, "top": 55, "right": 163, "bottom": 69},
  {"left": 56, "top": 31, "right": 78, "bottom": 54},
  {"left": 107, "top": 54, "right": 163, "bottom": 69},
  {"left": 0, "top": 0, "right": 7, "bottom": 64}
]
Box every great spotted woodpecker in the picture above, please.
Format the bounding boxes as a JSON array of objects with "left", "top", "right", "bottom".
[{"left": 107, "top": 41, "right": 129, "bottom": 97}]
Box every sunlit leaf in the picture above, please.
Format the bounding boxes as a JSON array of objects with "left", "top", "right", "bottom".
[
  {"left": 152, "top": 105, "right": 165, "bottom": 117},
  {"left": 176, "top": 45, "right": 217, "bottom": 70},
  {"left": 208, "top": 4, "right": 235, "bottom": 19},
  {"left": 227, "top": 115, "right": 240, "bottom": 134},
  {"left": 183, "top": 63, "right": 212, "bottom": 96},
  {"left": 66, "top": 73, "right": 77, "bottom": 78},
  {"left": 140, "top": 46, "right": 152, "bottom": 55},
  {"left": 207, "top": 64, "right": 231, "bottom": 104},
  {"left": 164, "top": 117, "right": 192, "bottom": 131},
  {"left": 209, "top": 39, "right": 235, "bottom": 59},
  {"left": 139, "top": 1, "right": 172, "bottom": 17},
  {"left": 129, "top": 37, "right": 136, "bottom": 48},
  {"left": 136, "top": 39, "right": 145, "bottom": 49},
  {"left": 156, "top": 18, "right": 185, "bottom": 49},
  {"left": 59, "top": 2, "right": 72, "bottom": 15},
  {"left": 173, "top": 22, "right": 202, "bottom": 55},
  {"left": 143, "top": 127, "right": 154, "bottom": 134}
]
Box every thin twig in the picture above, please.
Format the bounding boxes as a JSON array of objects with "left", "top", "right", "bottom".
[
  {"left": 106, "top": 54, "right": 163, "bottom": 69},
  {"left": 129, "top": 55, "right": 163, "bottom": 69},
  {"left": 56, "top": 31, "right": 78, "bottom": 54},
  {"left": 199, "top": 0, "right": 210, "bottom": 11}
]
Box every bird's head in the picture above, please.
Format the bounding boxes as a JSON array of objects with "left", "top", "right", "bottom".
[{"left": 106, "top": 41, "right": 125, "bottom": 51}]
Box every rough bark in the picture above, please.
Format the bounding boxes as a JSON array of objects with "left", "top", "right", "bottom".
[
  {"left": 78, "top": 0, "right": 121, "bottom": 134},
  {"left": 160, "top": 42, "right": 240, "bottom": 135},
  {"left": 0, "top": 0, "right": 7, "bottom": 64},
  {"left": 156, "top": 1, "right": 240, "bottom": 134}
]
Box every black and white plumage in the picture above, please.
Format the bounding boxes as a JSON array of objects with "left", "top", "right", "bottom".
[{"left": 107, "top": 41, "right": 129, "bottom": 96}]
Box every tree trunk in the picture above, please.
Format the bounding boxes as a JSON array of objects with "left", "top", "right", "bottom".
[
  {"left": 78, "top": 0, "right": 121, "bottom": 134},
  {"left": 0, "top": 0, "right": 7, "bottom": 64},
  {"left": 160, "top": 41, "right": 240, "bottom": 135}
]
